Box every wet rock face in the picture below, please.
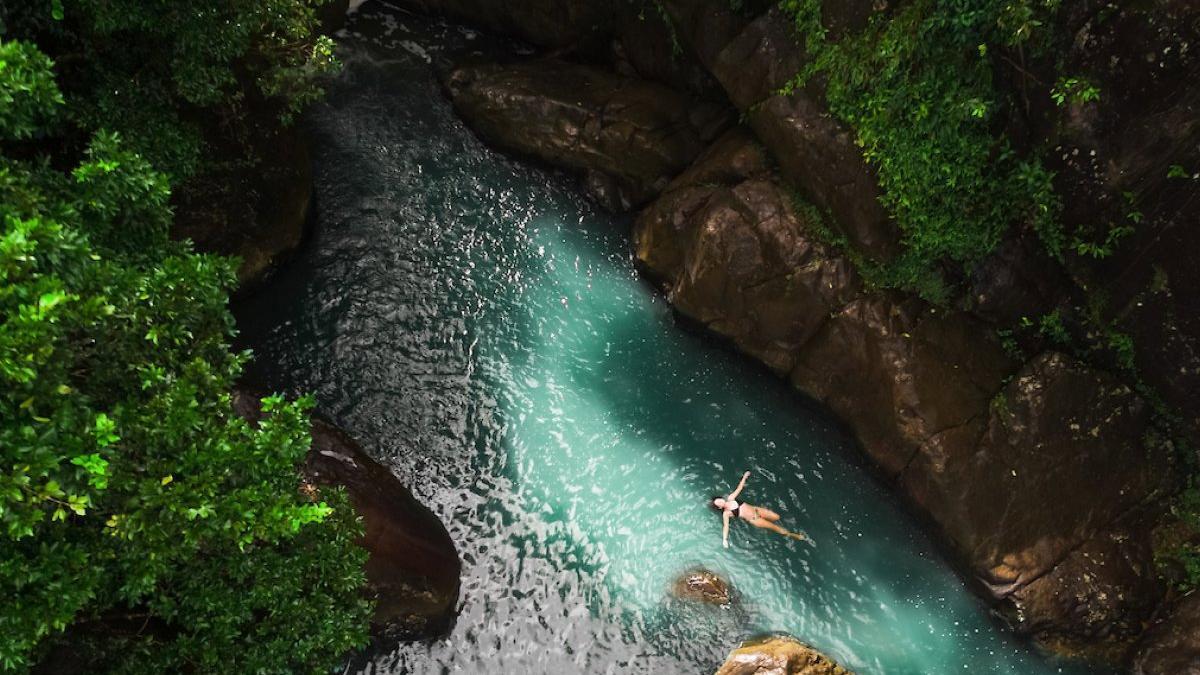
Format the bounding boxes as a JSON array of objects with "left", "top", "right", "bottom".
[
  {"left": 634, "top": 129, "right": 861, "bottom": 374},
  {"left": 635, "top": 131, "right": 1171, "bottom": 652},
  {"left": 715, "top": 635, "right": 852, "bottom": 675},
  {"left": 1010, "top": 520, "right": 1164, "bottom": 651},
  {"left": 446, "top": 59, "right": 729, "bottom": 209},
  {"left": 172, "top": 119, "right": 312, "bottom": 289},
  {"left": 232, "top": 390, "right": 461, "bottom": 638},
  {"left": 670, "top": 567, "right": 734, "bottom": 606},
  {"left": 1133, "top": 593, "right": 1200, "bottom": 675},
  {"left": 790, "top": 296, "right": 1016, "bottom": 476},
  {"left": 902, "top": 352, "right": 1173, "bottom": 591},
  {"left": 304, "top": 419, "right": 462, "bottom": 637}
]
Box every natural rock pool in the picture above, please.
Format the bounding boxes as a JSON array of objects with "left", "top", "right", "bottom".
[{"left": 236, "top": 4, "right": 1100, "bottom": 673}]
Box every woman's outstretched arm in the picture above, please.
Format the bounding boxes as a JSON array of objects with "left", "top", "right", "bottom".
[
  {"left": 727, "top": 471, "right": 751, "bottom": 500},
  {"left": 722, "top": 510, "right": 732, "bottom": 548}
]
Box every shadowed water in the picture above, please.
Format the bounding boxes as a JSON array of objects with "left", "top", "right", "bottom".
[{"left": 235, "top": 4, "right": 1102, "bottom": 673}]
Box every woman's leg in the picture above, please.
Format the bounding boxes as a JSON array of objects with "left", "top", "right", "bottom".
[
  {"left": 756, "top": 507, "right": 781, "bottom": 521},
  {"left": 749, "top": 517, "right": 805, "bottom": 540}
]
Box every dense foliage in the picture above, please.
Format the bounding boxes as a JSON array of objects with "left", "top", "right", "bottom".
[
  {"left": 776, "top": 0, "right": 1200, "bottom": 591},
  {"left": 0, "top": 3, "right": 371, "bottom": 672},
  {"left": 1, "top": 0, "right": 337, "bottom": 180},
  {"left": 780, "top": 0, "right": 1065, "bottom": 301}
]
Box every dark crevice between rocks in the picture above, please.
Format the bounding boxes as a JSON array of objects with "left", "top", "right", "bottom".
[{"left": 896, "top": 411, "right": 986, "bottom": 485}]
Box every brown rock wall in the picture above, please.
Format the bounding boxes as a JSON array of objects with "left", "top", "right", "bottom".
[
  {"left": 232, "top": 390, "right": 461, "bottom": 637},
  {"left": 1133, "top": 592, "right": 1200, "bottom": 675},
  {"left": 902, "top": 353, "right": 1173, "bottom": 591},
  {"left": 445, "top": 59, "right": 729, "bottom": 209},
  {"left": 635, "top": 129, "right": 861, "bottom": 374}
]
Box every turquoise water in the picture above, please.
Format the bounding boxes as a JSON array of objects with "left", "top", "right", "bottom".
[{"left": 235, "top": 4, "right": 1099, "bottom": 673}]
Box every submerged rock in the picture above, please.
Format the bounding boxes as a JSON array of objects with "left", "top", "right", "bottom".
[
  {"left": 670, "top": 567, "right": 734, "bottom": 606},
  {"left": 232, "top": 390, "right": 460, "bottom": 638},
  {"left": 715, "top": 635, "right": 852, "bottom": 675},
  {"left": 445, "top": 59, "right": 729, "bottom": 209}
]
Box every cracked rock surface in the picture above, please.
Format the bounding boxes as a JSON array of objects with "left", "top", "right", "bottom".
[{"left": 445, "top": 59, "right": 729, "bottom": 209}]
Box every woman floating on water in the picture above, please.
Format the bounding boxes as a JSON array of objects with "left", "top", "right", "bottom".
[{"left": 712, "top": 471, "right": 806, "bottom": 547}]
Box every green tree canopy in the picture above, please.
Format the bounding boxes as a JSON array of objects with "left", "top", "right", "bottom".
[
  {"left": 0, "top": 5, "right": 370, "bottom": 672},
  {"left": 1, "top": 0, "right": 338, "bottom": 179}
]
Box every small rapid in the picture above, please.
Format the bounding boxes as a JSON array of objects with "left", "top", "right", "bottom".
[{"left": 235, "top": 4, "right": 1100, "bottom": 673}]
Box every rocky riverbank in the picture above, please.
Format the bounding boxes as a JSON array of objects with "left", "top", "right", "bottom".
[
  {"left": 404, "top": 0, "right": 1197, "bottom": 668},
  {"left": 232, "top": 390, "right": 461, "bottom": 639}
]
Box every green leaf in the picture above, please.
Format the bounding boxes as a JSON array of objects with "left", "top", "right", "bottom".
[
  {"left": 71, "top": 454, "right": 110, "bottom": 489},
  {"left": 93, "top": 413, "right": 120, "bottom": 447}
]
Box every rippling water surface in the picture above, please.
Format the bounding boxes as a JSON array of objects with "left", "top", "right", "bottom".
[{"left": 236, "top": 4, "right": 1099, "bottom": 673}]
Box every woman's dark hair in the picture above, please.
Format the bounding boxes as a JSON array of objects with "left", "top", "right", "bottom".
[{"left": 709, "top": 495, "right": 724, "bottom": 512}]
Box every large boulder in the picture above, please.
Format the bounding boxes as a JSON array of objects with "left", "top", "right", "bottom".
[
  {"left": 1132, "top": 593, "right": 1200, "bottom": 675},
  {"left": 634, "top": 128, "right": 861, "bottom": 374},
  {"left": 609, "top": 4, "right": 724, "bottom": 100},
  {"left": 902, "top": 353, "right": 1174, "bottom": 592},
  {"left": 232, "top": 390, "right": 460, "bottom": 637},
  {"left": 705, "top": 6, "right": 804, "bottom": 109},
  {"left": 172, "top": 117, "right": 312, "bottom": 290},
  {"left": 715, "top": 635, "right": 852, "bottom": 675},
  {"left": 790, "top": 296, "right": 1017, "bottom": 476},
  {"left": 304, "top": 418, "right": 461, "bottom": 636},
  {"left": 896, "top": 353, "right": 1175, "bottom": 654},
  {"left": 677, "top": 4, "right": 899, "bottom": 261},
  {"left": 445, "top": 59, "right": 730, "bottom": 209},
  {"left": 1009, "top": 518, "right": 1165, "bottom": 655},
  {"left": 658, "top": 0, "right": 755, "bottom": 70}
]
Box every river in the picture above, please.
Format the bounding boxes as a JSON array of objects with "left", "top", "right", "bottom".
[{"left": 235, "top": 4, "right": 1100, "bottom": 673}]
